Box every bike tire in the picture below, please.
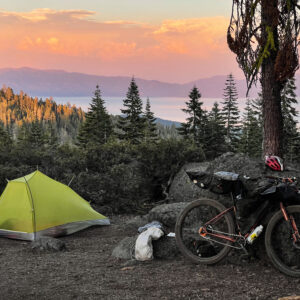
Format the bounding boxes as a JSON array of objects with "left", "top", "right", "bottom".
[
  {"left": 265, "top": 205, "right": 300, "bottom": 277},
  {"left": 175, "top": 198, "right": 235, "bottom": 265}
]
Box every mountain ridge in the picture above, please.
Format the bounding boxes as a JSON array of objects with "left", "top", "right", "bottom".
[{"left": 0, "top": 67, "right": 265, "bottom": 98}]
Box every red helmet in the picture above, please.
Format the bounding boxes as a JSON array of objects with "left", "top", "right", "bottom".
[{"left": 265, "top": 155, "right": 284, "bottom": 171}]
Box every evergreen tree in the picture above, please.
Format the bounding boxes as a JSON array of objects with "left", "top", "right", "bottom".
[
  {"left": 251, "top": 93, "right": 263, "bottom": 125},
  {"left": 46, "top": 122, "right": 59, "bottom": 149},
  {"left": 143, "top": 98, "right": 158, "bottom": 142},
  {"left": 77, "top": 85, "right": 113, "bottom": 148},
  {"left": 177, "top": 86, "right": 206, "bottom": 147},
  {"left": 0, "top": 124, "right": 12, "bottom": 150},
  {"left": 222, "top": 74, "right": 240, "bottom": 150},
  {"left": 239, "top": 99, "right": 262, "bottom": 157},
  {"left": 281, "top": 78, "right": 299, "bottom": 161},
  {"left": 205, "top": 102, "right": 227, "bottom": 158},
  {"left": 16, "top": 122, "right": 28, "bottom": 146},
  {"left": 117, "top": 78, "right": 145, "bottom": 144},
  {"left": 26, "top": 120, "right": 46, "bottom": 148},
  {"left": 0, "top": 86, "right": 84, "bottom": 144}
]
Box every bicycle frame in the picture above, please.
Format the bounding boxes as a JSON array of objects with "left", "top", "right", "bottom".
[
  {"left": 199, "top": 201, "right": 300, "bottom": 246},
  {"left": 199, "top": 206, "right": 237, "bottom": 243},
  {"left": 280, "top": 202, "right": 300, "bottom": 245}
]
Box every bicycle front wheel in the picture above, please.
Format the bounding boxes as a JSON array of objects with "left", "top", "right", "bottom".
[
  {"left": 175, "top": 199, "right": 235, "bottom": 265},
  {"left": 265, "top": 205, "right": 300, "bottom": 277}
]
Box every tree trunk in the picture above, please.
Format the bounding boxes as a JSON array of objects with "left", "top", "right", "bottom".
[{"left": 261, "top": 0, "right": 284, "bottom": 158}]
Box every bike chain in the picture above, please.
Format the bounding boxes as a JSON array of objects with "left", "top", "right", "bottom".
[{"left": 202, "top": 226, "right": 247, "bottom": 250}]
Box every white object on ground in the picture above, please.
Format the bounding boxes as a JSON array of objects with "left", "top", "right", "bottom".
[
  {"left": 135, "top": 227, "right": 164, "bottom": 261},
  {"left": 167, "top": 232, "right": 175, "bottom": 237}
]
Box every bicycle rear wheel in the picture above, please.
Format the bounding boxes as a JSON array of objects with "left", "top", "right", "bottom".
[
  {"left": 265, "top": 205, "right": 300, "bottom": 277},
  {"left": 175, "top": 199, "right": 235, "bottom": 264}
]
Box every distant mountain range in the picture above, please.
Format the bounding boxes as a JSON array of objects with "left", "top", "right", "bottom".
[
  {"left": 0, "top": 67, "right": 299, "bottom": 98},
  {"left": 0, "top": 67, "right": 261, "bottom": 98},
  {"left": 155, "top": 117, "right": 180, "bottom": 127}
]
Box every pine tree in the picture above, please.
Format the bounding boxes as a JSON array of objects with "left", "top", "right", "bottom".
[
  {"left": 281, "top": 78, "right": 299, "bottom": 161},
  {"left": 239, "top": 99, "right": 262, "bottom": 157},
  {"left": 46, "top": 122, "right": 59, "bottom": 149},
  {"left": 222, "top": 74, "right": 240, "bottom": 150},
  {"left": 117, "top": 78, "right": 145, "bottom": 144},
  {"left": 0, "top": 124, "right": 12, "bottom": 150},
  {"left": 26, "top": 120, "right": 46, "bottom": 148},
  {"left": 16, "top": 122, "right": 28, "bottom": 146},
  {"left": 177, "top": 86, "right": 206, "bottom": 147},
  {"left": 77, "top": 85, "right": 113, "bottom": 148},
  {"left": 143, "top": 98, "right": 158, "bottom": 142},
  {"left": 205, "top": 102, "right": 227, "bottom": 158},
  {"left": 251, "top": 93, "right": 263, "bottom": 125}
]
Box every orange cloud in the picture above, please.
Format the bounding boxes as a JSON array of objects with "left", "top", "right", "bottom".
[
  {"left": 153, "top": 17, "right": 229, "bottom": 56},
  {"left": 0, "top": 8, "right": 94, "bottom": 22},
  {"left": 0, "top": 9, "right": 238, "bottom": 82}
]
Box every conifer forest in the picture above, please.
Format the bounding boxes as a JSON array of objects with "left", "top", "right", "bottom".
[{"left": 0, "top": 74, "right": 299, "bottom": 213}]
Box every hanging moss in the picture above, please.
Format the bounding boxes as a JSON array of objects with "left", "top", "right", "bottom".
[
  {"left": 287, "top": 0, "right": 292, "bottom": 12},
  {"left": 227, "top": 0, "right": 299, "bottom": 91},
  {"left": 251, "top": 26, "right": 276, "bottom": 74}
]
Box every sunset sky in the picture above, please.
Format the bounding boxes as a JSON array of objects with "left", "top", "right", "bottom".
[{"left": 0, "top": 1, "right": 243, "bottom": 83}]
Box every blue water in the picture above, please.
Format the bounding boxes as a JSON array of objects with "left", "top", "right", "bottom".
[{"left": 41, "top": 96, "right": 250, "bottom": 122}]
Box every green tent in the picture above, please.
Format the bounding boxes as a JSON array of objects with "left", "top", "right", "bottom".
[{"left": 0, "top": 170, "right": 109, "bottom": 241}]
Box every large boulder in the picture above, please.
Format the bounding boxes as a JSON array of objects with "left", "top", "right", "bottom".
[
  {"left": 147, "top": 202, "right": 189, "bottom": 231},
  {"left": 169, "top": 152, "right": 300, "bottom": 206}
]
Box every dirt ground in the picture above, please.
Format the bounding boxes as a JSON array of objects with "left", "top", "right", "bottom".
[{"left": 0, "top": 215, "right": 299, "bottom": 300}]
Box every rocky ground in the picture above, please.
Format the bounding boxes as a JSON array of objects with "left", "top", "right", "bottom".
[{"left": 0, "top": 215, "right": 299, "bottom": 300}]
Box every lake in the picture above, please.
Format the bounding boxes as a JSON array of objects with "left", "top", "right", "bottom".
[{"left": 43, "top": 96, "right": 250, "bottom": 122}]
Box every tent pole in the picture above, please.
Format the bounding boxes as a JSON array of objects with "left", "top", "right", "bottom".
[{"left": 24, "top": 177, "right": 37, "bottom": 241}]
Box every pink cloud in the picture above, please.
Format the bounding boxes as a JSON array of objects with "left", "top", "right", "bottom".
[{"left": 0, "top": 9, "right": 240, "bottom": 82}]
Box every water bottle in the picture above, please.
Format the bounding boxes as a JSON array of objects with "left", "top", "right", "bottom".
[{"left": 246, "top": 225, "right": 263, "bottom": 244}]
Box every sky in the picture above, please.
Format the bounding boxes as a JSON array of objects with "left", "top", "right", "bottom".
[{"left": 0, "top": 1, "right": 243, "bottom": 83}]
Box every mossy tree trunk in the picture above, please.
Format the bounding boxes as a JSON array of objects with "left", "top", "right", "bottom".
[
  {"left": 261, "top": 0, "right": 283, "bottom": 157},
  {"left": 227, "top": 0, "right": 299, "bottom": 159}
]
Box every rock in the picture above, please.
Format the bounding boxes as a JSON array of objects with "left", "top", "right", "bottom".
[
  {"left": 112, "top": 231, "right": 180, "bottom": 261},
  {"left": 112, "top": 236, "right": 137, "bottom": 260},
  {"left": 125, "top": 215, "right": 149, "bottom": 232},
  {"left": 147, "top": 202, "right": 189, "bottom": 231},
  {"left": 169, "top": 152, "right": 300, "bottom": 206},
  {"left": 31, "top": 236, "right": 66, "bottom": 252},
  {"left": 152, "top": 236, "right": 180, "bottom": 259},
  {"left": 168, "top": 161, "right": 230, "bottom": 206}
]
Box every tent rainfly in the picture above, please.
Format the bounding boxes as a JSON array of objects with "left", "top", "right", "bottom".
[{"left": 0, "top": 170, "right": 110, "bottom": 241}]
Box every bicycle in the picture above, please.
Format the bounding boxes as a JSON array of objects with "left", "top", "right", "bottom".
[{"left": 175, "top": 172, "right": 300, "bottom": 277}]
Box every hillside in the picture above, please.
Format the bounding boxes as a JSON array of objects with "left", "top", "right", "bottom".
[
  {"left": 0, "top": 67, "right": 261, "bottom": 98},
  {"left": 0, "top": 87, "right": 179, "bottom": 143},
  {"left": 0, "top": 86, "right": 85, "bottom": 142}
]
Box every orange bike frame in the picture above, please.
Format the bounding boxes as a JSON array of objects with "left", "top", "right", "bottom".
[
  {"left": 280, "top": 202, "right": 300, "bottom": 243},
  {"left": 199, "top": 206, "right": 237, "bottom": 243}
]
